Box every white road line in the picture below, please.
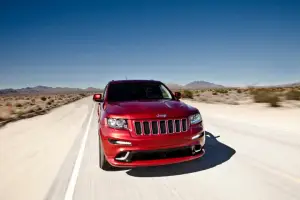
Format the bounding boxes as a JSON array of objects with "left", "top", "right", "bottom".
[{"left": 64, "top": 103, "right": 96, "bottom": 200}]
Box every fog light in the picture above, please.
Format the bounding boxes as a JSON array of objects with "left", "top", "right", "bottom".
[
  {"left": 191, "top": 145, "right": 202, "bottom": 155},
  {"left": 108, "top": 139, "right": 132, "bottom": 145},
  {"left": 115, "top": 141, "right": 131, "bottom": 145},
  {"left": 115, "top": 151, "right": 131, "bottom": 161}
]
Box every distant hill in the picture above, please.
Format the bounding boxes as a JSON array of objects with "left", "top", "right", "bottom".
[
  {"left": 275, "top": 82, "right": 300, "bottom": 87},
  {"left": 184, "top": 81, "right": 225, "bottom": 89},
  {"left": 84, "top": 87, "right": 101, "bottom": 91},
  {"left": 250, "top": 82, "right": 300, "bottom": 88},
  {"left": 0, "top": 86, "right": 103, "bottom": 95},
  {"left": 167, "top": 81, "right": 225, "bottom": 90}
]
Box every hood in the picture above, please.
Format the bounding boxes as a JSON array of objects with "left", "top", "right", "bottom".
[{"left": 104, "top": 100, "right": 198, "bottom": 119}]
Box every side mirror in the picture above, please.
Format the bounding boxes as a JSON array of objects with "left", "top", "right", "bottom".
[
  {"left": 93, "top": 93, "right": 103, "bottom": 102},
  {"left": 174, "top": 92, "right": 181, "bottom": 100}
]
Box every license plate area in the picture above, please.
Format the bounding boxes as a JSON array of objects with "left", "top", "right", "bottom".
[{"left": 130, "top": 146, "right": 192, "bottom": 162}]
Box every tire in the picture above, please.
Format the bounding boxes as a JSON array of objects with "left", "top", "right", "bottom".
[{"left": 99, "top": 137, "right": 113, "bottom": 171}]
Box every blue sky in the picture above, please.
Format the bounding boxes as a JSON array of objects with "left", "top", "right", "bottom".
[{"left": 0, "top": 0, "right": 300, "bottom": 89}]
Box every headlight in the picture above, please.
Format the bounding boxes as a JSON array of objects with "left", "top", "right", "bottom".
[
  {"left": 189, "top": 113, "right": 202, "bottom": 125},
  {"left": 107, "top": 118, "right": 128, "bottom": 129}
]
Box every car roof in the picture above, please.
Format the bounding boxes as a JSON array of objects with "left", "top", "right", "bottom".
[{"left": 108, "top": 79, "right": 162, "bottom": 84}]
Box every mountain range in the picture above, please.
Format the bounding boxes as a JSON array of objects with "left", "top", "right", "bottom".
[
  {"left": 0, "top": 81, "right": 224, "bottom": 95},
  {"left": 167, "top": 81, "right": 225, "bottom": 90},
  {"left": 166, "top": 81, "right": 300, "bottom": 90},
  {"left": 1, "top": 80, "right": 299, "bottom": 95},
  {"left": 0, "top": 86, "right": 103, "bottom": 95}
]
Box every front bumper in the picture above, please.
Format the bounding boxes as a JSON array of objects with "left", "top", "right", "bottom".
[{"left": 100, "top": 125, "right": 206, "bottom": 168}]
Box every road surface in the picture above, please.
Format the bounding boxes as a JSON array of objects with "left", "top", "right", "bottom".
[{"left": 0, "top": 97, "right": 300, "bottom": 200}]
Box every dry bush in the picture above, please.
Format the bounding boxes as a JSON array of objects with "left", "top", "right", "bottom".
[
  {"left": 285, "top": 90, "right": 300, "bottom": 100},
  {"left": 268, "top": 96, "right": 281, "bottom": 107},
  {"left": 252, "top": 90, "right": 281, "bottom": 107},
  {"left": 214, "top": 89, "right": 228, "bottom": 94},
  {"left": 15, "top": 103, "right": 23, "bottom": 108},
  {"left": 41, "top": 96, "right": 47, "bottom": 101},
  {"left": 182, "top": 90, "right": 193, "bottom": 98}
]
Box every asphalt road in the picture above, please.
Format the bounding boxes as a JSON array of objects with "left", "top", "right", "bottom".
[{"left": 1, "top": 97, "right": 300, "bottom": 200}]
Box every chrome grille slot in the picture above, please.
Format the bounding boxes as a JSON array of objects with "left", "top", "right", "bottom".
[
  {"left": 134, "top": 118, "right": 188, "bottom": 135},
  {"left": 143, "top": 121, "right": 150, "bottom": 135},
  {"left": 175, "top": 120, "right": 180, "bottom": 132},
  {"left": 151, "top": 121, "right": 158, "bottom": 134},
  {"left": 182, "top": 119, "right": 187, "bottom": 132},
  {"left": 159, "top": 121, "right": 166, "bottom": 134},
  {"left": 167, "top": 120, "right": 174, "bottom": 133},
  {"left": 135, "top": 122, "right": 142, "bottom": 135}
]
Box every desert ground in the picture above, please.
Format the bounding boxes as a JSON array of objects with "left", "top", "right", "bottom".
[
  {"left": 178, "top": 86, "right": 300, "bottom": 108},
  {"left": 0, "top": 92, "right": 93, "bottom": 127}
]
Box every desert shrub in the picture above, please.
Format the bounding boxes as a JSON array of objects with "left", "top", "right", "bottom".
[
  {"left": 253, "top": 91, "right": 281, "bottom": 107},
  {"left": 79, "top": 93, "right": 86, "bottom": 97},
  {"left": 212, "top": 92, "right": 218, "bottom": 95},
  {"left": 31, "top": 99, "right": 36, "bottom": 103},
  {"left": 182, "top": 90, "right": 193, "bottom": 98},
  {"left": 35, "top": 106, "right": 42, "bottom": 111},
  {"left": 41, "top": 97, "right": 47, "bottom": 101},
  {"left": 16, "top": 110, "right": 24, "bottom": 117},
  {"left": 237, "top": 89, "right": 242, "bottom": 93},
  {"left": 26, "top": 108, "right": 35, "bottom": 113},
  {"left": 285, "top": 90, "right": 300, "bottom": 100},
  {"left": 215, "top": 89, "right": 228, "bottom": 94},
  {"left": 15, "top": 103, "right": 23, "bottom": 107},
  {"left": 268, "top": 96, "right": 281, "bottom": 107},
  {"left": 253, "top": 91, "right": 270, "bottom": 103},
  {"left": 6, "top": 102, "right": 12, "bottom": 106}
]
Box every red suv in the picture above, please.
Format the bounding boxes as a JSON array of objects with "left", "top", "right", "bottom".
[{"left": 93, "top": 80, "right": 205, "bottom": 170}]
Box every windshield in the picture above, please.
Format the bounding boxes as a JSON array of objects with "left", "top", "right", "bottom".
[{"left": 106, "top": 82, "right": 173, "bottom": 102}]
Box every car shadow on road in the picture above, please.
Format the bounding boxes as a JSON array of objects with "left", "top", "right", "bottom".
[{"left": 125, "top": 131, "right": 236, "bottom": 177}]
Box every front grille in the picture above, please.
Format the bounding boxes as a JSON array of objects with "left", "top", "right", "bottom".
[{"left": 134, "top": 118, "right": 188, "bottom": 135}]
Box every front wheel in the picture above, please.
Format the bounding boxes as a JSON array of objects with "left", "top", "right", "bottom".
[{"left": 99, "top": 138, "right": 113, "bottom": 171}]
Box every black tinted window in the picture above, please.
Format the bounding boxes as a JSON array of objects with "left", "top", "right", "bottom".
[{"left": 107, "top": 82, "right": 173, "bottom": 102}]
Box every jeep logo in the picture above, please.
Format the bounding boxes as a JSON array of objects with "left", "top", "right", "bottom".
[{"left": 156, "top": 114, "right": 167, "bottom": 118}]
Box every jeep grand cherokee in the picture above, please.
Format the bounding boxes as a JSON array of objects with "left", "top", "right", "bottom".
[{"left": 93, "top": 80, "right": 205, "bottom": 170}]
